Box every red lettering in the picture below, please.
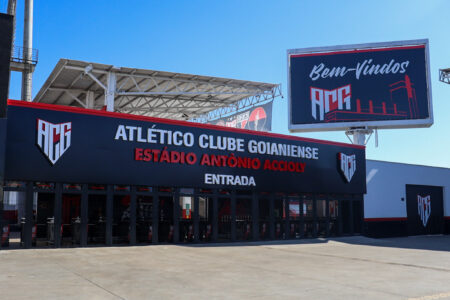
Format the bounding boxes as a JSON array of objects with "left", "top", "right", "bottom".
[
  {"left": 186, "top": 153, "right": 197, "bottom": 165},
  {"left": 171, "top": 151, "right": 180, "bottom": 163},
  {"left": 251, "top": 158, "right": 261, "bottom": 170},
  {"left": 210, "top": 155, "right": 221, "bottom": 166},
  {"left": 143, "top": 149, "right": 152, "bottom": 161},
  {"left": 288, "top": 162, "right": 296, "bottom": 172},
  {"left": 271, "top": 160, "right": 279, "bottom": 171},
  {"left": 152, "top": 149, "right": 160, "bottom": 161},
  {"left": 135, "top": 148, "right": 143, "bottom": 161},
  {"left": 200, "top": 154, "right": 211, "bottom": 166},
  {"left": 263, "top": 159, "right": 272, "bottom": 170}
]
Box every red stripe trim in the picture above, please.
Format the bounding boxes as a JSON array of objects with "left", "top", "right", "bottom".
[
  {"left": 364, "top": 217, "right": 407, "bottom": 222},
  {"left": 7, "top": 100, "right": 365, "bottom": 149},
  {"left": 444, "top": 216, "right": 450, "bottom": 220},
  {"left": 291, "top": 45, "right": 425, "bottom": 58}
]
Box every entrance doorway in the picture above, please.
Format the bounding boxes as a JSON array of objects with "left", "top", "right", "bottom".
[
  {"left": 218, "top": 195, "right": 232, "bottom": 242},
  {"left": 88, "top": 194, "right": 107, "bottom": 245},
  {"left": 61, "top": 192, "right": 81, "bottom": 246},
  {"left": 406, "top": 185, "right": 444, "bottom": 235},
  {"left": 159, "top": 195, "right": 174, "bottom": 243}
]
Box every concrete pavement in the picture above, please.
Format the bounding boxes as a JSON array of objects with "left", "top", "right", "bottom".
[{"left": 1, "top": 235, "right": 450, "bottom": 299}]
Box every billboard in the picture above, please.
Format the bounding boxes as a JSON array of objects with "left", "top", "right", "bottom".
[
  {"left": 288, "top": 39, "right": 433, "bottom": 132},
  {"left": 209, "top": 102, "right": 273, "bottom": 132},
  {"left": 4, "top": 100, "right": 366, "bottom": 194}
]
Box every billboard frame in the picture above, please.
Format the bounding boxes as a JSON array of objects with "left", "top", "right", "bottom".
[{"left": 287, "top": 39, "right": 433, "bottom": 132}]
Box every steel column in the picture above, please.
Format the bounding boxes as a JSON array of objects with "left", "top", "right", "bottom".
[
  {"left": 349, "top": 199, "right": 354, "bottom": 235},
  {"left": 129, "top": 186, "right": 136, "bottom": 245},
  {"left": 338, "top": 199, "right": 343, "bottom": 236},
  {"left": 80, "top": 184, "right": 88, "bottom": 246},
  {"left": 23, "top": 182, "right": 33, "bottom": 248},
  {"left": 269, "top": 193, "right": 275, "bottom": 240},
  {"left": 173, "top": 189, "right": 179, "bottom": 243},
  {"left": 152, "top": 191, "right": 159, "bottom": 244},
  {"left": 53, "top": 183, "right": 62, "bottom": 247},
  {"left": 212, "top": 191, "right": 218, "bottom": 242},
  {"left": 325, "top": 196, "right": 330, "bottom": 237},
  {"left": 193, "top": 192, "right": 199, "bottom": 243},
  {"left": 284, "top": 197, "right": 290, "bottom": 239},
  {"left": 231, "top": 190, "right": 236, "bottom": 242},
  {"left": 312, "top": 195, "right": 318, "bottom": 238},
  {"left": 105, "top": 185, "right": 113, "bottom": 246},
  {"left": 252, "top": 191, "right": 258, "bottom": 241}
]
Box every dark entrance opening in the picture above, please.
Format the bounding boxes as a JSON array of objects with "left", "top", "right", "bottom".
[
  {"left": 303, "top": 196, "right": 314, "bottom": 238},
  {"left": 218, "top": 194, "right": 232, "bottom": 242},
  {"left": 198, "top": 193, "right": 213, "bottom": 243},
  {"left": 274, "top": 195, "right": 287, "bottom": 239},
  {"left": 36, "top": 192, "right": 55, "bottom": 247},
  {"left": 136, "top": 195, "right": 153, "bottom": 244},
  {"left": 113, "top": 194, "right": 131, "bottom": 245},
  {"left": 329, "top": 198, "right": 339, "bottom": 236},
  {"left": 1, "top": 189, "right": 26, "bottom": 248},
  {"left": 159, "top": 195, "right": 174, "bottom": 243},
  {"left": 259, "top": 196, "right": 270, "bottom": 240},
  {"left": 406, "top": 184, "right": 444, "bottom": 235},
  {"left": 61, "top": 193, "right": 81, "bottom": 246},
  {"left": 288, "top": 196, "right": 300, "bottom": 239},
  {"left": 341, "top": 199, "right": 352, "bottom": 235},
  {"left": 236, "top": 197, "right": 252, "bottom": 241},
  {"left": 88, "top": 194, "right": 107, "bottom": 245},
  {"left": 316, "top": 196, "right": 327, "bottom": 237},
  {"left": 352, "top": 200, "right": 362, "bottom": 234},
  {"left": 179, "top": 189, "right": 194, "bottom": 243}
]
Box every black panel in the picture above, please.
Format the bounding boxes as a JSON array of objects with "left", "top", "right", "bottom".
[
  {"left": 0, "top": 118, "right": 6, "bottom": 180},
  {"left": 445, "top": 219, "right": 450, "bottom": 235},
  {"left": 5, "top": 103, "right": 366, "bottom": 194},
  {"left": 364, "top": 220, "right": 408, "bottom": 237},
  {"left": 406, "top": 184, "right": 444, "bottom": 235},
  {"left": 0, "top": 13, "right": 13, "bottom": 118}
]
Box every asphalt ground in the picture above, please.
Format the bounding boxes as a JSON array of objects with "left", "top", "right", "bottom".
[{"left": 1, "top": 235, "right": 450, "bottom": 299}]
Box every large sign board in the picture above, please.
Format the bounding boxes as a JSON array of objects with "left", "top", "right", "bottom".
[
  {"left": 288, "top": 39, "right": 433, "bottom": 132},
  {"left": 209, "top": 102, "right": 273, "bottom": 132},
  {"left": 5, "top": 101, "right": 366, "bottom": 194}
]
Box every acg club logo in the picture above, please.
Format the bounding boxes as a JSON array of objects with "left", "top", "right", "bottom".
[
  {"left": 36, "top": 119, "right": 72, "bottom": 165},
  {"left": 338, "top": 153, "right": 356, "bottom": 183},
  {"left": 417, "top": 195, "right": 431, "bottom": 227}
]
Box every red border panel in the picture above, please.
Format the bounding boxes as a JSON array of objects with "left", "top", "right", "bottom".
[{"left": 364, "top": 217, "right": 408, "bottom": 222}]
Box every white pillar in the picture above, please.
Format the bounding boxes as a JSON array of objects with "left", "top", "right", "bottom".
[
  {"left": 21, "top": 0, "right": 33, "bottom": 102},
  {"left": 352, "top": 131, "right": 366, "bottom": 146},
  {"left": 86, "top": 91, "right": 95, "bottom": 109},
  {"left": 105, "top": 72, "right": 116, "bottom": 112},
  {"left": 346, "top": 128, "right": 373, "bottom": 146}
]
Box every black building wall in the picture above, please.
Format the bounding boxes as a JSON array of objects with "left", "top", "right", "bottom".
[{"left": 0, "top": 13, "right": 13, "bottom": 118}]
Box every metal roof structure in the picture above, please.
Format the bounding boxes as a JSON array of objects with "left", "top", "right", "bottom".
[
  {"left": 34, "top": 59, "right": 282, "bottom": 122},
  {"left": 439, "top": 68, "right": 450, "bottom": 85}
]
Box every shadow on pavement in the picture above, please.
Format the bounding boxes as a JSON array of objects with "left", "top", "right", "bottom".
[{"left": 177, "top": 234, "right": 450, "bottom": 252}]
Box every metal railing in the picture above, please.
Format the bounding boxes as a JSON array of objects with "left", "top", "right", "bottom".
[{"left": 10, "top": 45, "right": 38, "bottom": 64}]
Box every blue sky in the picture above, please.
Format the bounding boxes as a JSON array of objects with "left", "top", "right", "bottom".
[{"left": 5, "top": 0, "right": 450, "bottom": 167}]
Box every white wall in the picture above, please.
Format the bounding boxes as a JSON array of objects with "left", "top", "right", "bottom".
[{"left": 365, "top": 160, "right": 450, "bottom": 219}]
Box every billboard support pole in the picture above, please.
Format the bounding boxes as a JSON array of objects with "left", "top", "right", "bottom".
[{"left": 345, "top": 128, "right": 373, "bottom": 146}]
